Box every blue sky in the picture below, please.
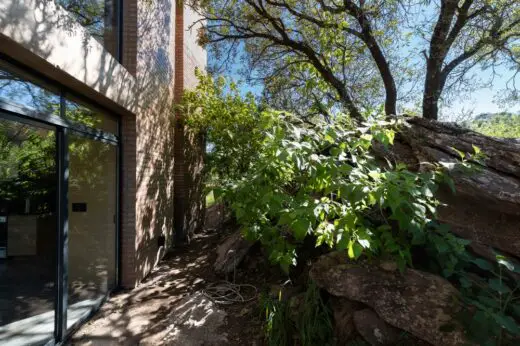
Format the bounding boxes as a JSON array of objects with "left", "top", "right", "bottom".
[
  {"left": 213, "top": 55, "right": 519, "bottom": 120},
  {"left": 207, "top": 4, "right": 520, "bottom": 120}
]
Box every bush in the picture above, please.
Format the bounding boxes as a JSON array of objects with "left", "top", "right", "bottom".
[
  {"left": 261, "top": 282, "right": 333, "bottom": 346},
  {"left": 181, "top": 73, "right": 520, "bottom": 345},
  {"left": 468, "top": 113, "right": 520, "bottom": 138}
]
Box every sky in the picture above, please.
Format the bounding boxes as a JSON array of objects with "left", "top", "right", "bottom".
[
  {"left": 211, "top": 53, "right": 520, "bottom": 120},
  {"left": 206, "top": 3, "right": 520, "bottom": 121},
  {"left": 440, "top": 65, "right": 520, "bottom": 120}
]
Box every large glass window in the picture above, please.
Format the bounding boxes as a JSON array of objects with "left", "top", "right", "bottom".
[
  {"left": 56, "top": 0, "right": 120, "bottom": 59},
  {"left": 67, "top": 133, "right": 117, "bottom": 329},
  {"left": 0, "top": 61, "right": 61, "bottom": 117},
  {"left": 0, "top": 61, "right": 119, "bottom": 135},
  {"left": 66, "top": 97, "right": 119, "bottom": 134},
  {"left": 0, "top": 59, "right": 120, "bottom": 345},
  {"left": 0, "top": 118, "right": 57, "bottom": 346}
]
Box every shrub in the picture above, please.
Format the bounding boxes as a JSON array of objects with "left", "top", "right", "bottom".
[{"left": 181, "top": 73, "right": 520, "bottom": 345}]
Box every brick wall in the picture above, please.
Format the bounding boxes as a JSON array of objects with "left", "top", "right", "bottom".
[
  {"left": 119, "top": 0, "right": 206, "bottom": 287},
  {"left": 183, "top": 6, "right": 207, "bottom": 238},
  {"left": 120, "top": 115, "right": 137, "bottom": 287},
  {"left": 173, "top": 4, "right": 207, "bottom": 243}
]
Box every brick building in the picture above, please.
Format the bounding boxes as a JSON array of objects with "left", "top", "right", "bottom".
[{"left": 0, "top": 0, "right": 206, "bottom": 344}]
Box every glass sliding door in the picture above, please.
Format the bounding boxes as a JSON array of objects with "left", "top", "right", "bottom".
[
  {"left": 0, "top": 117, "right": 57, "bottom": 346},
  {"left": 0, "top": 58, "right": 120, "bottom": 345},
  {"left": 67, "top": 133, "right": 116, "bottom": 329}
]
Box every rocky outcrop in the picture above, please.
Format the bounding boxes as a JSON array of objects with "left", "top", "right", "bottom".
[
  {"left": 352, "top": 309, "right": 403, "bottom": 345},
  {"left": 330, "top": 297, "right": 358, "bottom": 341},
  {"left": 310, "top": 252, "right": 467, "bottom": 346},
  {"left": 376, "top": 117, "right": 520, "bottom": 256},
  {"left": 214, "top": 230, "right": 254, "bottom": 275}
]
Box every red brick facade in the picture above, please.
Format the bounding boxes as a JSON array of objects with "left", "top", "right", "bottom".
[{"left": 119, "top": 0, "right": 206, "bottom": 287}]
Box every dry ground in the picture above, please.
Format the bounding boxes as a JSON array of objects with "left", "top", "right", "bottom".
[{"left": 68, "top": 205, "right": 280, "bottom": 346}]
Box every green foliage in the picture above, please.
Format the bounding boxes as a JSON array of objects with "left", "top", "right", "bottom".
[
  {"left": 261, "top": 282, "right": 333, "bottom": 346},
  {"left": 468, "top": 113, "right": 520, "bottom": 138},
  {"left": 226, "top": 114, "right": 441, "bottom": 272},
  {"left": 295, "top": 282, "right": 334, "bottom": 346},
  {"left": 205, "top": 190, "right": 216, "bottom": 207},
  {"left": 182, "top": 73, "right": 470, "bottom": 272},
  {"left": 179, "top": 68, "right": 277, "bottom": 184},
  {"left": 452, "top": 253, "right": 520, "bottom": 345},
  {"left": 261, "top": 291, "right": 293, "bottom": 346},
  {"left": 0, "top": 121, "right": 56, "bottom": 213},
  {"left": 183, "top": 73, "right": 520, "bottom": 344}
]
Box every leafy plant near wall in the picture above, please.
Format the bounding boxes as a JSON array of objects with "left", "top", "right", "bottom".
[
  {"left": 261, "top": 282, "right": 333, "bottom": 346},
  {"left": 178, "top": 68, "right": 276, "bottom": 185},
  {"left": 181, "top": 73, "right": 520, "bottom": 345}
]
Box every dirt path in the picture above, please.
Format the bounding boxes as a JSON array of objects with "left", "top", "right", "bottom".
[{"left": 69, "top": 206, "right": 269, "bottom": 346}]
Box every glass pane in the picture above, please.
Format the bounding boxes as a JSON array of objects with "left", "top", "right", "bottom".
[
  {"left": 67, "top": 132, "right": 116, "bottom": 329},
  {"left": 0, "top": 118, "right": 56, "bottom": 345},
  {"left": 0, "top": 61, "right": 119, "bottom": 135},
  {"left": 65, "top": 97, "right": 118, "bottom": 134},
  {"left": 0, "top": 61, "right": 60, "bottom": 117},
  {"left": 57, "top": 0, "right": 119, "bottom": 58}
]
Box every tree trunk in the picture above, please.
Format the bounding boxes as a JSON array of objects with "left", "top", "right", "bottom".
[
  {"left": 422, "top": 78, "right": 441, "bottom": 120},
  {"left": 375, "top": 117, "right": 520, "bottom": 256}
]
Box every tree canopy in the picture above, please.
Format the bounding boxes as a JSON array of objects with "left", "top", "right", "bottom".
[{"left": 190, "top": 0, "right": 520, "bottom": 121}]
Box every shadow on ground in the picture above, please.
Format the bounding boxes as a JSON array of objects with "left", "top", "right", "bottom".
[{"left": 68, "top": 205, "right": 267, "bottom": 346}]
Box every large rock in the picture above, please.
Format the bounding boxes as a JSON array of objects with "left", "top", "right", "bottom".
[
  {"left": 330, "top": 297, "right": 358, "bottom": 342},
  {"left": 310, "top": 252, "right": 466, "bottom": 345},
  {"left": 353, "top": 308, "right": 402, "bottom": 345},
  {"left": 214, "top": 230, "right": 254, "bottom": 275},
  {"left": 376, "top": 117, "right": 520, "bottom": 256}
]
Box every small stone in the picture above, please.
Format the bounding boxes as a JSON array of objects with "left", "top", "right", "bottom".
[{"left": 379, "top": 260, "right": 397, "bottom": 272}]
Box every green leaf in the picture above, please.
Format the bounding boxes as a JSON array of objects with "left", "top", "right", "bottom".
[
  {"left": 493, "top": 314, "right": 520, "bottom": 335},
  {"left": 488, "top": 278, "right": 511, "bottom": 294},
  {"left": 450, "top": 147, "right": 466, "bottom": 160},
  {"left": 411, "top": 231, "right": 425, "bottom": 245},
  {"left": 358, "top": 238, "right": 370, "bottom": 249},
  {"left": 292, "top": 219, "right": 311, "bottom": 241},
  {"left": 496, "top": 255, "right": 515, "bottom": 272},
  {"left": 367, "top": 192, "right": 377, "bottom": 206},
  {"left": 472, "top": 258, "right": 494, "bottom": 271},
  {"left": 368, "top": 171, "right": 381, "bottom": 180},
  {"left": 347, "top": 239, "right": 355, "bottom": 259},
  {"left": 459, "top": 276, "right": 472, "bottom": 289}
]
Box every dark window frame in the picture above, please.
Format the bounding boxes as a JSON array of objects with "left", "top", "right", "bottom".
[{"left": 0, "top": 58, "right": 122, "bottom": 345}]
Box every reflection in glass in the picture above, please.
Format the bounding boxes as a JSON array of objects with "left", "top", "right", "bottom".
[
  {"left": 0, "top": 118, "right": 56, "bottom": 345},
  {"left": 0, "top": 61, "right": 60, "bottom": 116},
  {"left": 0, "top": 61, "right": 119, "bottom": 136},
  {"left": 67, "top": 132, "right": 116, "bottom": 328},
  {"left": 57, "top": 0, "right": 119, "bottom": 57},
  {"left": 66, "top": 97, "right": 118, "bottom": 134}
]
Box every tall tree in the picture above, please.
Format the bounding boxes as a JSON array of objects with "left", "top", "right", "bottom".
[{"left": 191, "top": 0, "right": 520, "bottom": 120}]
